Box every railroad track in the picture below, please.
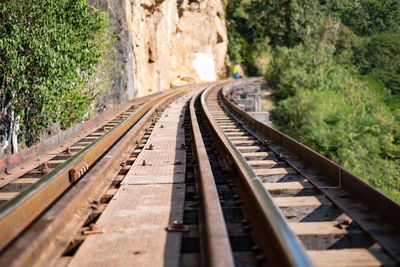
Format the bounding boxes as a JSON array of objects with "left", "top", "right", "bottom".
[
  {"left": 0, "top": 85, "right": 196, "bottom": 266},
  {"left": 0, "top": 80, "right": 399, "bottom": 267},
  {"left": 194, "top": 81, "right": 400, "bottom": 266}
]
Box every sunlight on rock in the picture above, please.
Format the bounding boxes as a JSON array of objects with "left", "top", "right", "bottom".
[{"left": 192, "top": 53, "right": 217, "bottom": 81}]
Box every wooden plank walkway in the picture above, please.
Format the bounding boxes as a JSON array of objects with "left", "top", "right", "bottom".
[
  {"left": 68, "top": 92, "right": 195, "bottom": 267},
  {"left": 121, "top": 96, "right": 187, "bottom": 185}
]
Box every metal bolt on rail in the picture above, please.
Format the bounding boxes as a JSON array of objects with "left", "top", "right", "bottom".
[
  {"left": 165, "top": 220, "right": 189, "bottom": 232},
  {"left": 274, "top": 153, "right": 285, "bottom": 162},
  {"left": 41, "top": 163, "right": 49, "bottom": 173}
]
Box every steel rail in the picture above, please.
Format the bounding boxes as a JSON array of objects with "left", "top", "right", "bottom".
[
  {"left": 220, "top": 80, "right": 400, "bottom": 262},
  {"left": 0, "top": 86, "right": 191, "bottom": 267},
  {"left": 189, "top": 86, "right": 235, "bottom": 267},
  {"left": 0, "top": 87, "right": 187, "bottom": 251},
  {"left": 200, "top": 86, "right": 313, "bottom": 267}
]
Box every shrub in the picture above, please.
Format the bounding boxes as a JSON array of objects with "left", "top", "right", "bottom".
[
  {"left": 268, "top": 45, "right": 400, "bottom": 201},
  {"left": 0, "top": 0, "right": 112, "bottom": 148}
]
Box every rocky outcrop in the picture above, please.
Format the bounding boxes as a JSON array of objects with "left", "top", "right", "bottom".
[
  {"left": 0, "top": 0, "right": 227, "bottom": 156},
  {"left": 91, "top": 0, "right": 227, "bottom": 103}
]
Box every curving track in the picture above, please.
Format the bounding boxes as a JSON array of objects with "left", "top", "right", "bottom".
[
  {"left": 197, "top": 80, "right": 400, "bottom": 266},
  {"left": 0, "top": 79, "right": 399, "bottom": 267}
]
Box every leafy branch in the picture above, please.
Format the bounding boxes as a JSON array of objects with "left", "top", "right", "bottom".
[{"left": 0, "top": 0, "right": 112, "bottom": 152}]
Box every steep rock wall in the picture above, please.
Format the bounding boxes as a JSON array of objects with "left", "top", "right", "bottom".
[
  {"left": 91, "top": 0, "right": 227, "bottom": 102},
  {"left": 0, "top": 0, "right": 227, "bottom": 156}
]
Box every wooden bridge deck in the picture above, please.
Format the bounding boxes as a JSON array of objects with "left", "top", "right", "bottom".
[{"left": 68, "top": 93, "right": 194, "bottom": 267}]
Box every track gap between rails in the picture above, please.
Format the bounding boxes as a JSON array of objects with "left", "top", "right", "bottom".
[
  {"left": 194, "top": 96, "right": 262, "bottom": 267},
  {"left": 180, "top": 101, "right": 201, "bottom": 266}
]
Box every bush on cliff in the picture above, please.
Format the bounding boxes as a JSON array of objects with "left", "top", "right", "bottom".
[{"left": 0, "top": 0, "right": 112, "bottom": 149}]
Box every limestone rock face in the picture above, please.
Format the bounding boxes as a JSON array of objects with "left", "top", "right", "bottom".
[{"left": 92, "top": 0, "right": 227, "bottom": 101}]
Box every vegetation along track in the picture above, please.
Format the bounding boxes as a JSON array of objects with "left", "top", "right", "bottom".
[
  {"left": 1, "top": 79, "right": 400, "bottom": 267},
  {"left": 0, "top": 85, "right": 195, "bottom": 266}
]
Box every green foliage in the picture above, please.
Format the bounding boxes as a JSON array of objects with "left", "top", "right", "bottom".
[
  {"left": 322, "top": 0, "right": 400, "bottom": 94},
  {"left": 355, "top": 33, "right": 400, "bottom": 94},
  {"left": 322, "top": 0, "right": 400, "bottom": 36},
  {"left": 224, "top": 0, "right": 400, "bottom": 200},
  {"left": 247, "top": 0, "right": 324, "bottom": 47},
  {"left": 267, "top": 44, "right": 400, "bottom": 201},
  {"left": 333, "top": 24, "right": 360, "bottom": 65},
  {"left": 0, "top": 0, "right": 112, "bottom": 145},
  {"left": 221, "top": 0, "right": 229, "bottom": 17},
  {"left": 225, "top": 0, "right": 271, "bottom": 76}
]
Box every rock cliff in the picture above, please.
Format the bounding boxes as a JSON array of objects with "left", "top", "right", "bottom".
[{"left": 91, "top": 0, "right": 227, "bottom": 104}]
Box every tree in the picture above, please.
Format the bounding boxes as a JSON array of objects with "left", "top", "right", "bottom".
[
  {"left": 245, "top": 0, "right": 323, "bottom": 47},
  {"left": 356, "top": 33, "right": 400, "bottom": 94},
  {"left": 0, "top": 0, "right": 112, "bottom": 152},
  {"left": 323, "top": 0, "right": 400, "bottom": 36}
]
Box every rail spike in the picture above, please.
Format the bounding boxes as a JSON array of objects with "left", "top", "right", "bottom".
[{"left": 69, "top": 161, "right": 89, "bottom": 183}]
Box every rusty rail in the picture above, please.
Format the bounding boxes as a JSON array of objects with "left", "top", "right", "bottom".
[
  {"left": 189, "top": 86, "right": 235, "bottom": 267},
  {"left": 200, "top": 85, "right": 313, "bottom": 267},
  {"left": 0, "top": 87, "right": 188, "bottom": 251},
  {"left": 0, "top": 85, "right": 192, "bottom": 267}
]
